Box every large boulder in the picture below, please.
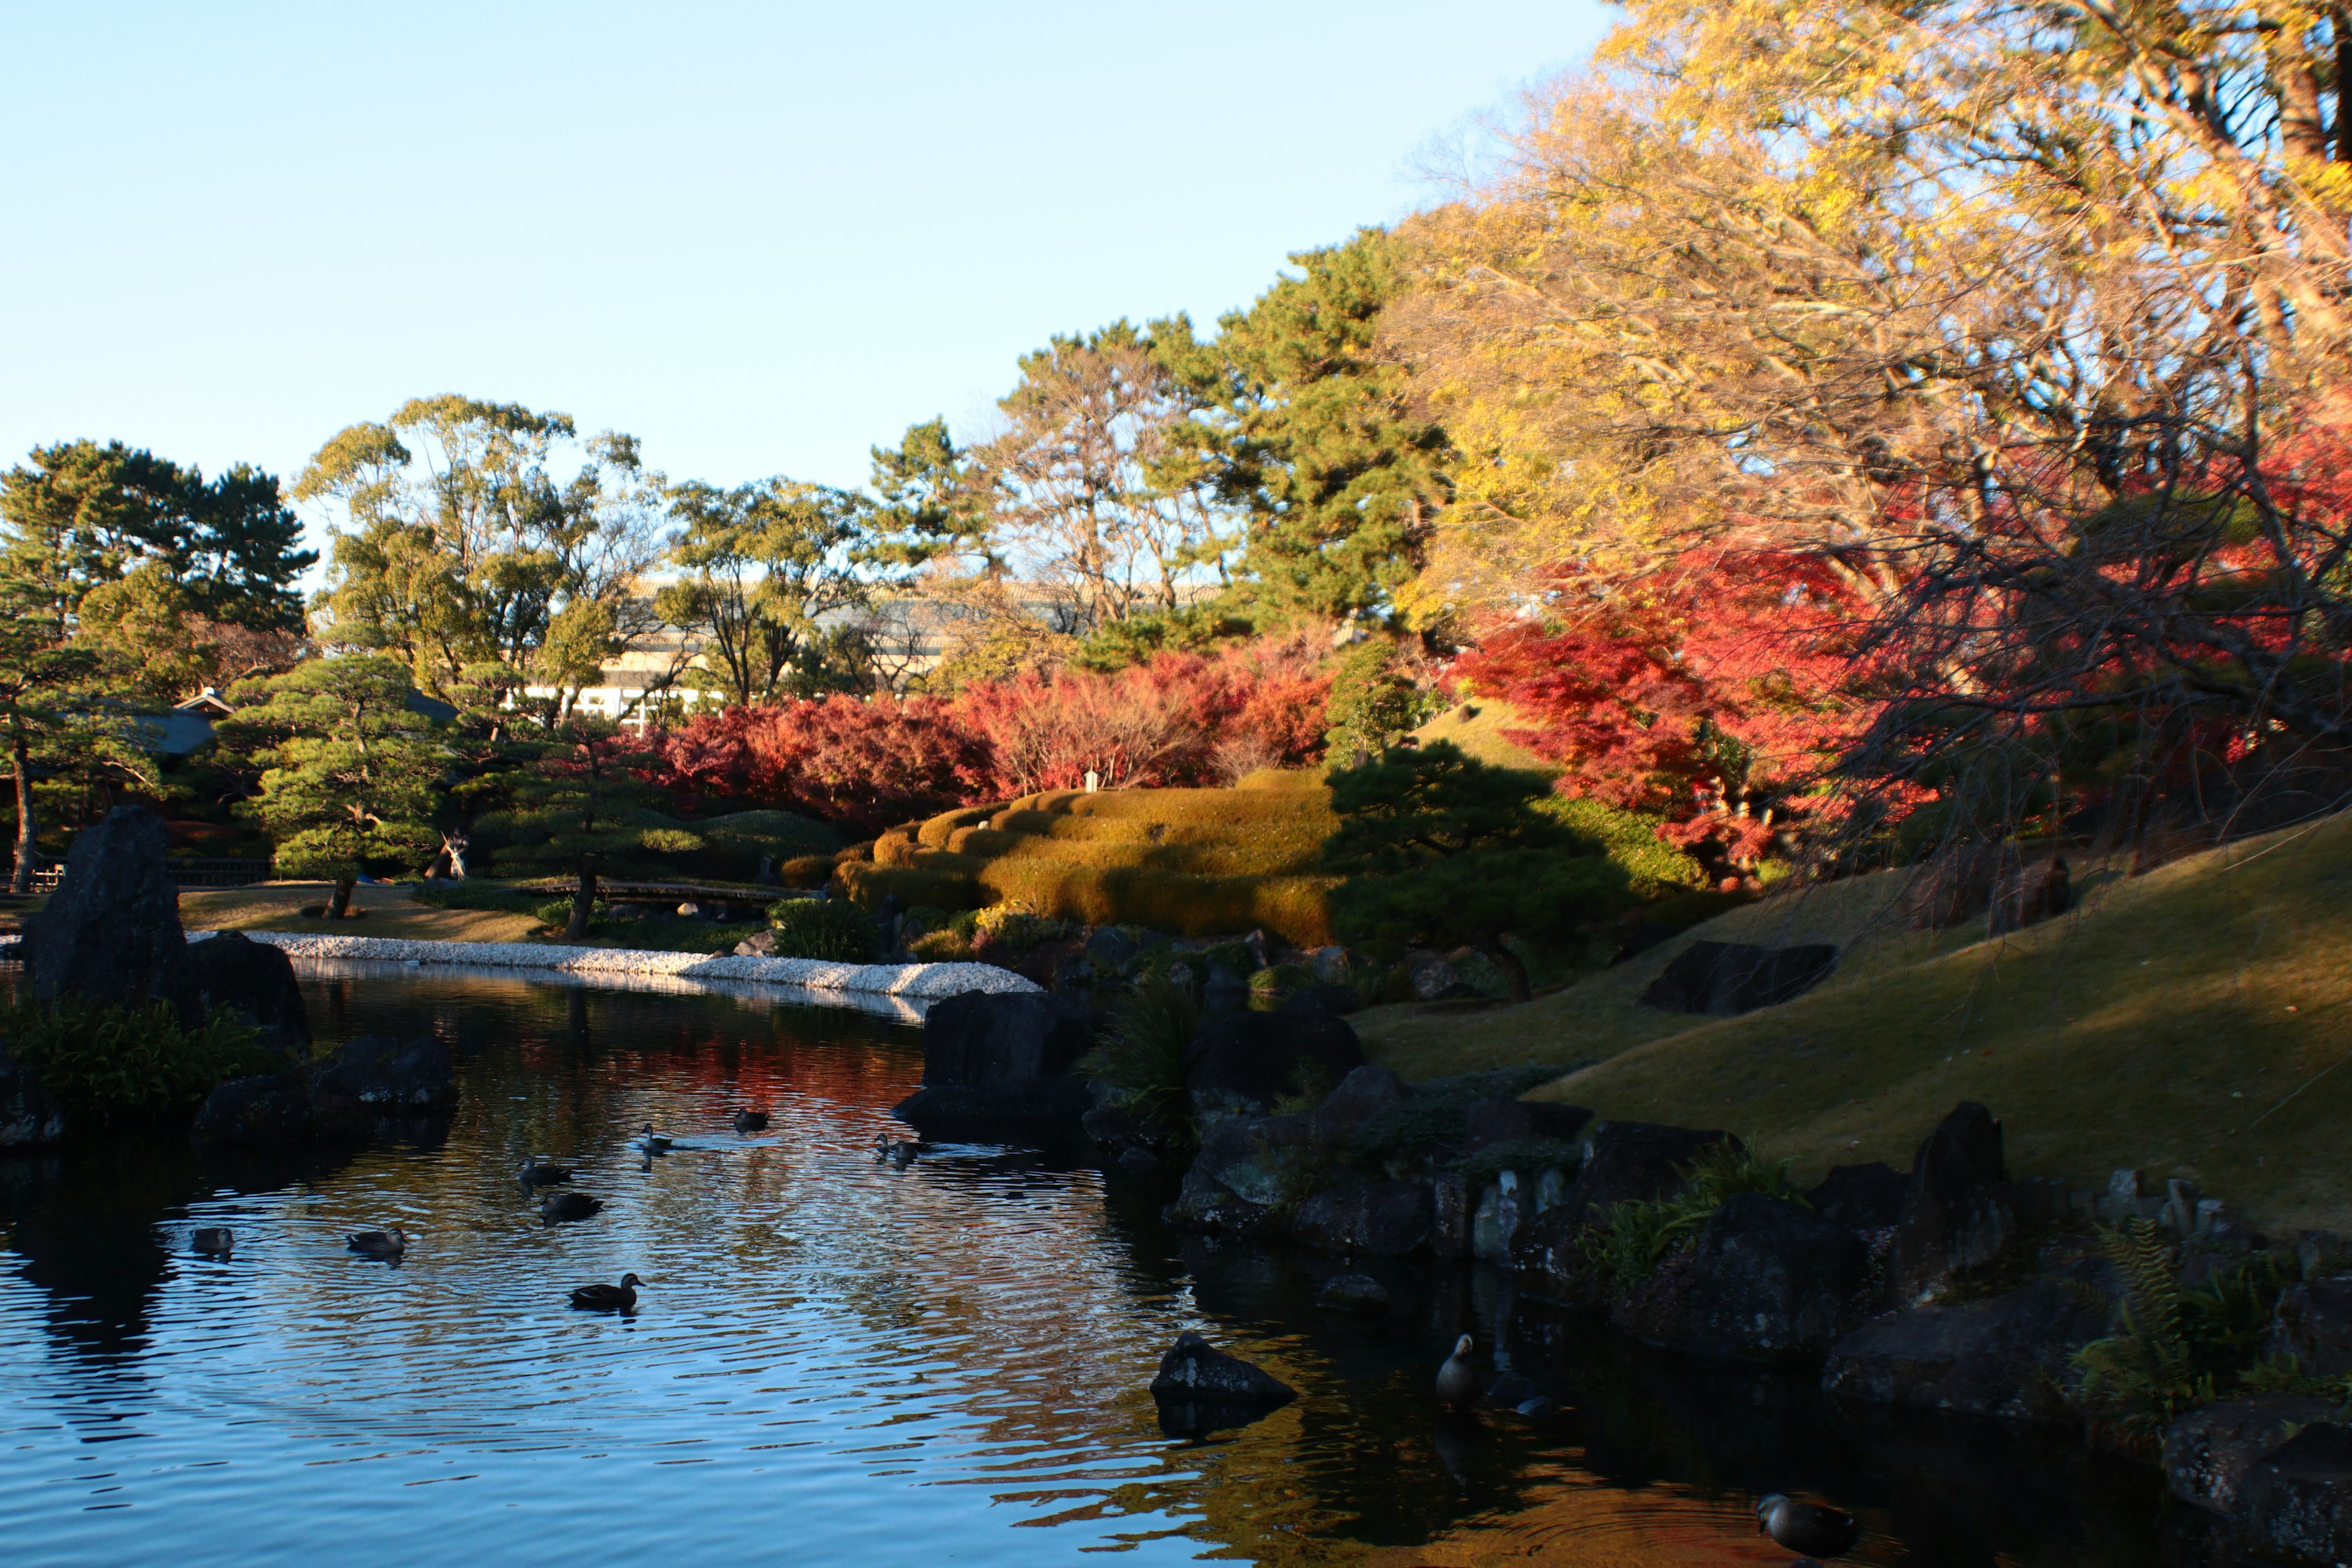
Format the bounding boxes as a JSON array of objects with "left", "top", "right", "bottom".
[
  {"left": 1166, "top": 1112, "right": 1306, "bottom": 1234},
  {"left": 311, "top": 1035, "right": 456, "bottom": 1114},
  {"left": 2236, "top": 1422, "right": 2352, "bottom": 1566},
  {"left": 1289, "top": 1177, "right": 1434, "bottom": 1257},
  {"left": 894, "top": 990, "right": 1099, "bottom": 1144},
  {"left": 1637, "top": 940, "right": 1838, "bottom": 1015},
  {"left": 1806, "top": 1162, "right": 1907, "bottom": 1233},
  {"left": 184, "top": 932, "right": 312, "bottom": 1060},
  {"left": 1302, "top": 1063, "right": 1405, "bottom": 1145},
  {"left": 1507, "top": 1121, "right": 1730, "bottom": 1308},
  {"left": 0, "top": 1042, "right": 64, "bottom": 1148},
  {"left": 1616, "top": 1193, "right": 1867, "bottom": 1363},
  {"left": 1182, "top": 1009, "right": 1363, "bottom": 1118},
  {"left": 22, "top": 805, "right": 190, "bottom": 1013},
  {"left": 2164, "top": 1395, "right": 2342, "bottom": 1518},
  {"left": 1821, "top": 1260, "right": 2117, "bottom": 1423},
  {"left": 2268, "top": 1279, "right": 2352, "bottom": 1380},
  {"left": 1890, "top": 1101, "right": 2016, "bottom": 1303}
]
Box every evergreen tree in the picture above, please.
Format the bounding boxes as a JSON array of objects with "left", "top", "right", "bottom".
[
  {"left": 222, "top": 655, "right": 445, "bottom": 919},
  {"left": 471, "top": 723, "right": 700, "bottom": 940}
]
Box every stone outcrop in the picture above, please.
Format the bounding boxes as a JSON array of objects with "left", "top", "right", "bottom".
[
  {"left": 184, "top": 931, "right": 312, "bottom": 1060},
  {"left": 1166, "top": 1111, "right": 1306, "bottom": 1234},
  {"left": 1182, "top": 1009, "right": 1363, "bottom": 1119},
  {"left": 194, "top": 1033, "right": 450, "bottom": 1146},
  {"left": 1509, "top": 1120, "right": 1730, "bottom": 1308},
  {"left": 1805, "top": 1162, "right": 1907, "bottom": 1233},
  {"left": 190, "top": 1072, "right": 317, "bottom": 1147},
  {"left": 2236, "top": 1422, "right": 2352, "bottom": 1566},
  {"left": 22, "top": 805, "right": 190, "bottom": 1014},
  {"left": 1890, "top": 1101, "right": 2016, "bottom": 1303},
  {"left": 892, "top": 990, "right": 1098, "bottom": 1143},
  {"left": 1462, "top": 1098, "right": 1593, "bottom": 1153},
  {"left": 1637, "top": 940, "right": 1838, "bottom": 1016},
  {"left": 2268, "top": 1278, "right": 2352, "bottom": 1380},
  {"left": 1988, "top": 856, "right": 2070, "bottom": 935},
  {"left": 1289, "top": 1177, "right": 1434, "bottom": 1257},
  {"left": 1821, "top": 1259, "right": 2117, "bottom": 1423},
  {"left": 311, "top": 1035, "right": 456, "bottom": 1114},
  {"left": 1616, "top": 1193, "right": 1867, "bottom": 1363},
  {"left": 2165, "top": 1395, "right": 2342, "bottom": 1518}
]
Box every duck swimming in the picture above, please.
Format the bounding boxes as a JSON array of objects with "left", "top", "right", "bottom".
[
  {"left": 539, "top": 1191, "right": 605, "bottom": 1223},
  {"left": 635, "top": 1123, "right": 674, "bottom": 1153},
  {"left": 733, "top": 1109, "right": 769, "bottom": 1133},
  {"left": 191, "top": 1227, "right": 233, "bottom": 1257},
  {"left": 518, "top": 1156, "right": 573, "bottom": 1185},
  {"left": 1434, "top": 1333, "right": 1480, "bottom": 1411},
  {"left": 873, "top": 1134, "right": 919, "bottom": 1165},
  {"left": 1757, "top": 1494, "right": 1860, "bottom": 1558},
  {"left": 569, "top": 1273, "right": 643, "bottom": 1311},
  {"left": 347, "top": 1227, "right": 406, "bottom": 1259}
]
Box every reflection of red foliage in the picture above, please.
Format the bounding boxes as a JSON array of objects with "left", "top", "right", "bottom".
[
  {"left": 646, "top": 644, "right": 1333, "bottom": 824},
  {"left": 1453, "top": 550, "right": 1876, "bottom": 862}
]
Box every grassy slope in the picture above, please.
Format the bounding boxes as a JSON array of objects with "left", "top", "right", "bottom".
[
  {"left": 1358, "top": 813, "right": 2352, "bottom": 1233},
  {"left": 1411, "top": 698, "right": 1555, "bottom": 773},
  {"left": 179, "top": 883, "right": 546, "bottom": 942}
]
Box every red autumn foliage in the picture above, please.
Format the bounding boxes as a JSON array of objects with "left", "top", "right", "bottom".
[
  {"left": 644, "top": 641, "right": 1333, "bottom": 826},
  {"left": 1452, "top": 549, "right": 1876, "bottom": 863},
  {"left": 646, "top": 694, "right": 987, "bottom": 834}
]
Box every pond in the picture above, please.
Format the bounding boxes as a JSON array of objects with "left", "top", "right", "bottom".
[{"left": 0, "top": 965, "right": 2170, "bottom": 1566}]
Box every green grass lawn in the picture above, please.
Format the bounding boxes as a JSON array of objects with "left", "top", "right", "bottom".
[
  {"left": 178, "top": 882, "right": 756, "bottom": 953},
  {"left": 1355, "top": 813, "right": 2352, "bottom": 1234}
]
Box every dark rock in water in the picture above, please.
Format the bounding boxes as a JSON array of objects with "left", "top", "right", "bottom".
[
  {"left": 1115, "top": 1145, "right": 1163, "bottom": 1177},
  {"left": 2164, "top": 1395, "right": 2342, "bottom": 1517},
  {"left": 1806, "top": 1162, "right": 1907, "bottom": 1233},
  {"left": 23, "top": 805, "right": 191, "bottom": 1013},
  {"left": 1483, "top": 1370, "right": 1538, "bottom": 1408},
  {"left": 1316, "top": 1273, "right": 1389, "bottom": 1313},
  {"left": 1822, "top": 1259, "right": 2117, "bottom": 1423},
  {"left": 1637, "top": 940, "right": 1838, "bottom": 1016},
  {"left": 2269, "top": 1279, "right": 2352, "bottom": 1380},
  {"left": 1081, "top": 1087, "right": 1183, "bottom": 1159},
  {"left": 2237, "top": 1422, "right": 2352, "bottom": 1566},
  {"left": 1151, "top": 1330, "right": 1295, "bottom": 1404},
  {"left": 895, "top": 990, "right": 1099, "bottom": 1144},
  {"left": 1462, "top": 1097, "right": 1593, "bottom": 1153},
  {"left": 1165, "top": 1112, "right": 1303, "bottom": 1234},
  {"left": 921, "top": 991, "right": 1098, "bottom": 1087},
  {"left": 0, "top": 1042, "right": 64, "bottom": 1148},
  {"left": 190, "top": 1072, "right": 315, "bottom": 1147},
  {"left": 1891, "top": 1101, "right": 2015, "bottom": 1303},
  {"left": 1289, "top": 1177, "right": 1434, "bottom": 1257},
  {"left": 1619, "top": 1193, "right": 1866, "bottom": 1363},
  {"left": 185, "top": 932, "right": 312, "bottom": 1059},
  {"left": 1989, "top": 856, "right": 2070, "bottom": 935},
  {"left": 1182, "top": 1009, "right": 1363, "bottom": 1116},
  {"left": 313, "top": 1035, "right": 456, "bottom": 1114}
]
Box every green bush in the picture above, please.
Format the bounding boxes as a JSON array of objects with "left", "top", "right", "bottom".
[
  {"left": 690, "top": 809, "right": 843, "bottom": 878},
  {"left": 778, "top": 854, "right": 838, "bottom": 887},
  {"left": 1077, "top": 971, "right": 1200, "bottom": 1143},
  {"left": 535, "top": 896, "right": 611, "bottom": 928},
  {"left": 1577, "top": 1138, "right": 1799, "bottom": 1294},
  {"left": 768, "top": 897, "right": 879, "bottom": 962},
  {"left": 3, "top": 997, "right": 274, "bottom": 1125}
]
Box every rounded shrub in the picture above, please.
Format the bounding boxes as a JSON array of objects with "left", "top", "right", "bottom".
[{"left": 768, "top": 897, "right": 879, "bottom": 962}]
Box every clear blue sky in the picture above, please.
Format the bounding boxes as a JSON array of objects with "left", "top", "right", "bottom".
[{"left": 2, "top": 2, "right": 1610, "bottom": 539}]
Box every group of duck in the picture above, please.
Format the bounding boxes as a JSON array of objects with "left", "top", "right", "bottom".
[
  {"left": 1433, "top": 1333, "right": 1861, "bottom": 1561},
  {"left": 186, "top": 1107, "right": 782, "bottom": 1316}
]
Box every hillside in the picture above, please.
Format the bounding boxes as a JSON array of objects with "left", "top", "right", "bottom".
[{"left": 1357, "top": 812, "right": 2352, "bottom": 1234}]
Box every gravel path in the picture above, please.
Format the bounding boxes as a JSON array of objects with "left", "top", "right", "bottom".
[{"left": 187, "top": 930, "right": 1041, "bottom": 1000}]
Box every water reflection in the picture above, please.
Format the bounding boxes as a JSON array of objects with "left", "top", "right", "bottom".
[{"left": 0, "top": 970, "right": 2172, "bottom": 1566}]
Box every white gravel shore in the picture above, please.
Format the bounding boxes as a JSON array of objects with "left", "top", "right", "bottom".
[{"left": 187, "top": 930, "right": 1041, "bottom": 1000}]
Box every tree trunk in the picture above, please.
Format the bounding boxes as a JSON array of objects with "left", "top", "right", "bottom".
[
  {"left": 330, "top": 876, "right": 357, "bottom": 919},
  {"left": 1487, "top": 941, "right": 1532, "bottom": 1005},
  {"left": 567, "top": 858, "right": 597, "bottom": 941},
  {"left": 10, "top": 728, "right": 34, "bottom": 897}
]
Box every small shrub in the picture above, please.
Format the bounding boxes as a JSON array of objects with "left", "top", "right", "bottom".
[
  {"left": 778, "top": 854, "right": 837, "bottom": 886},
  {"left": 1576, "top": 1137, "right": 1798, "bottom": 1294},
  {"left": 2, "top": 997, "right": 274, "bottom": 1124},
  {"left": 1248, "top": 962, "right": 1315, "bottom": 1011},
  {"left": 535, "top": 896, "right": 611, "bottom": 928},
  {"left": 970, "top": 906, "right": 1066, "bottom": 961},
  {"left": 768, "top": 897, "right": 879, "bottom": 962},
  {"left": 1077, "top": 971, "right": 1200, "bottom": 1142}
]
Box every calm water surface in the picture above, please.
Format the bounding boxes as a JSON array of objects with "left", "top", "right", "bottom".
[{"left": 0, "top": 964, "right": 2168, "bottom": 1566}]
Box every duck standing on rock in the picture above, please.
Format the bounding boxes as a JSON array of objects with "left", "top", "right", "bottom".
[
  {"left": 191, "top": 1228, "right": 233, "bottom": 1257},
  {"left": 518, "top": 1156, "right": 573, "bottom": 1185},
  {"left": 348, "top": 1227, "right": 406, "bottom": 1260},
  {"left": 1435, "top": 1334, "right": 1480, "bottom": 1412},
  {"left": 539, "top": 1191, "right": 605, "bottom": 1224},
  {"left": 569, "top": 1273, "right": 643, "bottom": 1311},
  {"left": 1756, "top": 1494, "right": 1860, "bottom": 1559}
]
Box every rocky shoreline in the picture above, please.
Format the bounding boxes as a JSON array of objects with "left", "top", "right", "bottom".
[{"left": 898, "top": 986, "right": 2352, "bottom": 1565}]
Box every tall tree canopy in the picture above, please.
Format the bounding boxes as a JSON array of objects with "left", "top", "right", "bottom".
[
  {"left": 296, "top": 396, "right": 671, "bottom": 715},
  {"left": 654, "top": 477, "right": 876, "bottom": 706}
]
